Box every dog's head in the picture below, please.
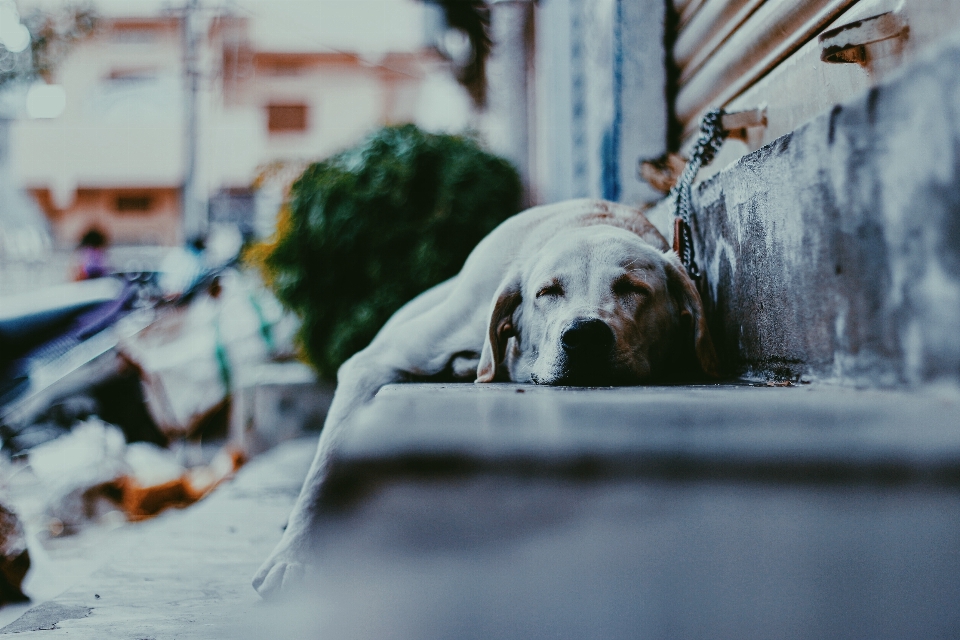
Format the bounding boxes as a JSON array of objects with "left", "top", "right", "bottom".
[{"left": 476, "top": 225, "right": 718, "bottom": 385}]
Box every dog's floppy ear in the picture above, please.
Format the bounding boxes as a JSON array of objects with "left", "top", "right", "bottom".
[
  {"left": 476, "top": 273, "right": 522, "bottom": 383},
  {"left": 664, "top": 254, "right": 719, "bottom": 378}
]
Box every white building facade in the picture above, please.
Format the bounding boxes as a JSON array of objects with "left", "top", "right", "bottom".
[{"left": 10, "top": 0, "right": 471, "bottom": 247}]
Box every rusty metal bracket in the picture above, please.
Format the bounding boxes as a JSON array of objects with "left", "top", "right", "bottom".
[
  {"left": 720, "top": 106, "right": 767, "bottom": 144},
  {"left": 819, "top": 9, "right": 908, "bottom": 70},
  {"left": 720, "top": 107, "right": 767, "bottom": 131}
]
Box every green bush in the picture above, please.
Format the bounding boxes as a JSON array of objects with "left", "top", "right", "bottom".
[{"left": 253, "top": 124, "right": 523, "bottom": 379}]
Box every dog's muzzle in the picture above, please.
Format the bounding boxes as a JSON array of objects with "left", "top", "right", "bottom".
[{"left": 555, "top": 318, "right": 617, "bottom": 385}]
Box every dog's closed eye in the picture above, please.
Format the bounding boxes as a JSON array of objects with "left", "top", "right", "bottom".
[
  {"left": 536, "top": 282, "right": 564, "bottom": 298},
  {"left": 612, "top": 276, "right": 652, "bottom": 297}
]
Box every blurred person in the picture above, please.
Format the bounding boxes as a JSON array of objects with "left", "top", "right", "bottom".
[{"left": 72, "top": 227, "right": 109, "bottom": 281}]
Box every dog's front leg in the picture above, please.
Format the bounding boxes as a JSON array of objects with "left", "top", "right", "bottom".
[
  {"left": 251, "top": 356, "right": 400, "bottom": 598},
  {"left": 253, "top": 280, "right": 488, "bottom": 598}
]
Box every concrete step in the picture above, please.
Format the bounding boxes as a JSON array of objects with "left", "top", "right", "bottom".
[
  {"left": 293, "top": 383, "right": 960, "bottom": 638},
  {"left": 334, "top": 383, "right": 960, "bottom": 479}
]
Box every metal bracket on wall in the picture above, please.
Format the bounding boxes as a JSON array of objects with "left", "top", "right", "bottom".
[
  {"left": 818, "top": 7, "right": 909, "bottom": 76},
  {"left": 721, "top": 106, "right": 767, "bottom": 147}
]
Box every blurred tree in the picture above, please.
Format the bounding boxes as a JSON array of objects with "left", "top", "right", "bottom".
[{"left": 249, "top": 124, "right": 523, "bottom": 380}]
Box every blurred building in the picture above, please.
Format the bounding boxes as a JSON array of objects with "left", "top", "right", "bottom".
[{"left": 10, "top": 1, "right": 469, "bottom": 247}]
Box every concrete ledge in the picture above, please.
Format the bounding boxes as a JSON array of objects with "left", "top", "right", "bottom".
[
  {"left": 300, "top": 384, "right": 960, "bottom": 638},
  {"left": 332, "top": 383, "right": 960, "bottom": 482}
]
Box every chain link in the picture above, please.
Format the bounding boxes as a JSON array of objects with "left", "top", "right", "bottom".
[{"left": 669, "top": 108, "right": 726, "bottom": 278}]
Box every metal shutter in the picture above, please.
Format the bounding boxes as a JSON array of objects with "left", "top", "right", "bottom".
[{"left": 671, "top": 0, "right": 960, "bottom": 153}]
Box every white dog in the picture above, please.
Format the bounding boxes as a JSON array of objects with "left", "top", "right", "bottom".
[{"left": 253, "top": 198, "right": 718, "bottom": 597}]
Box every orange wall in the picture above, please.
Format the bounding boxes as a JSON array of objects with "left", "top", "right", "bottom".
[{"left": 32, "top": 187, "right": 181, "bottom": 247}]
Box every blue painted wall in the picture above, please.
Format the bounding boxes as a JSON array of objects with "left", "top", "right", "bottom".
[{"left": 533, "top": 0, "right": 667, "bottom": 206}]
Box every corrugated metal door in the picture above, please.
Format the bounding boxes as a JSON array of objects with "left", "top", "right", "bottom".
[{"left": 671, "top": 0, "right": 960, "bottom": 156}]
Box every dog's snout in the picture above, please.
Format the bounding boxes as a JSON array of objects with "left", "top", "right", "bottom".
[{"left": 561, "top": 318, "right": 614, "bottom": 354}]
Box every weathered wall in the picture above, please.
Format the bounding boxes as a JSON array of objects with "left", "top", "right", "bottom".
[
  {"left": 532, "top": 0, "right": 667, "bottom": 206},
  {"left": 674, "top": 33, "right": 960, "bottom": 385},
  {"left": 486, "top": 0, "right": 535, "bottom": 198}
]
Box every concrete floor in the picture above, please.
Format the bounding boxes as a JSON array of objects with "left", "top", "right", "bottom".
[{"left": 0, "top": 436, "right": 317, "bottom": 638}]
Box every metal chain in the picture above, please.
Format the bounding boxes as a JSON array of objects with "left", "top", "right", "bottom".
[{"left": 669, "top": 108, "right": 726, "bottom": 278}]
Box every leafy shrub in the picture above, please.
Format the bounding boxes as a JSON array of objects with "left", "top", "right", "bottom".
[{"left": 251, "top": 124, "right": 523, "bottom": 379}]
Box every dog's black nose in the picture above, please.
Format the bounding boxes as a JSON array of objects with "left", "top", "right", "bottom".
[{"left": 561, "top": 318, "right": 614, "bottom": 354}]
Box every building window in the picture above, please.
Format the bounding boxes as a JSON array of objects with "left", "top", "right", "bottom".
[
  {"left": 267, "top": 103, "right": 308, "bottom": 133},
  {"left": 115, "top": 195, "right": 153, "bottom": 212},
  {"left": 111, "top": 30, "right": 156, "bottom": 44},
  {"left": 209, "top": 188, "right": 257, "bottom": 238}
]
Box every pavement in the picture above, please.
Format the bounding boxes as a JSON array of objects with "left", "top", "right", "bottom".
[
  {"left": 0, "top": 437, "right": 316, "bottom": 639},
  {"left": 2, "top": 383, "right": 960, "bottom": 638}
]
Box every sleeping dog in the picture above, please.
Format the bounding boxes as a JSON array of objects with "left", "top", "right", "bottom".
[{"left": 253, "top": 198, "right": 718, "bottom": 597}]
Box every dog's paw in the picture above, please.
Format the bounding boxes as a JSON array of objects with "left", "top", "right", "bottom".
[{"left": 252, "top": 556, "right": 307, "bottom": 599}]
